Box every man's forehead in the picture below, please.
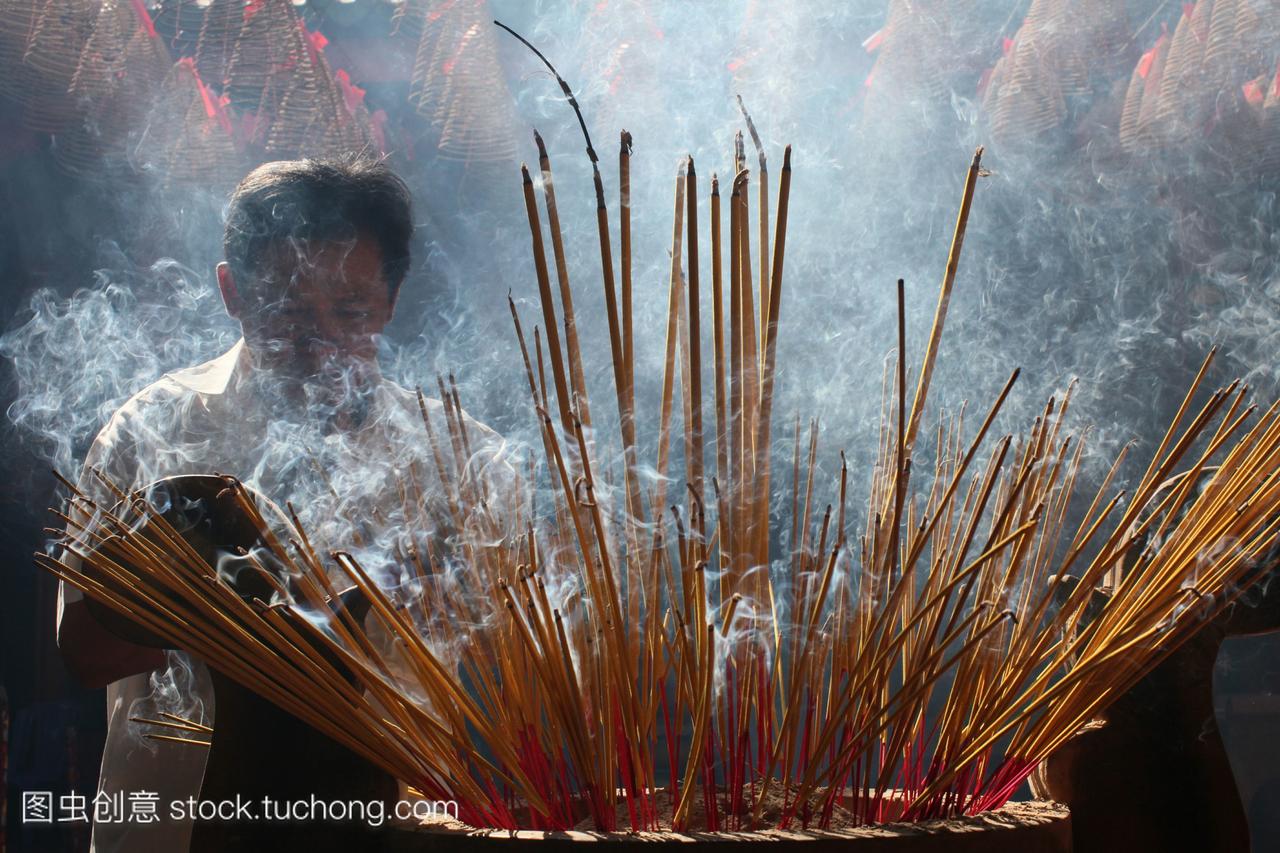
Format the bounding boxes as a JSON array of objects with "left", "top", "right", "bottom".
[
  {"left": 262, "top": 237, "right": 379, "bottom": 269},
  {"left": 255, "top": 238, "right": 385, "bottom": 293}
]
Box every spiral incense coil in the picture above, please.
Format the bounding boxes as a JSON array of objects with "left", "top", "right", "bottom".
[
  {"left": 1118, "top": 64, "right": 1146, "bottom": 152},
  {"left": 988, "top": 40, "right": 1067, "bottom": 147},
  {"left": 191, "top": 0, "right": 247, "bottom": 88},
  {"left": 138, "top": 58, "right": 243, "bottom": 189},
  {"left": 402, "top": 0, "right": 445, "bottom": 106},
  {"left": 1201, "top": 0, "right": 1240, "bottom": 96},
  {"left": 147, "top": 0, "right": 213, "bottom": 58},
  {"left": 57, "top": 32, "right": 171, "bottom": 178},
  {"left": 1150, "top": 4, "right": 1204, "bottom": 146},
  {"left": 870, "top": 0, "right": 968, "bottom": 103},
  {"left": 1204, "top": 0, "right": 1280, "bottom": 174},
  {"left": 979, "top": 53, "right": 1006, "bottom": 115},
  {"left": 862, "top": 0, "right": 985, "bottom": 129},
  {"left": 68, "top": 0, "right": 136, "bottom": 104},
  {"left": 16, "top": 0, "right": 98, "bottom": 133},
  {"left": 1131, "top": 30, "right": 1172, "bottom": 150},
  {"left": 1081, "top": 0, "right": 1130, "bottom": 70},
  {"left": 263, "top": 35, "right": 370, "bottom": 159},
  {"left": 1040, "top": 0, "right": 1090, "bottom": 99},
  {"left": 1232, "top": 0, "right": 1278, "bottom": 76},
  {"left": 1157, "top": 0, "right": 1214, "bottom": 143},
  {"left": 334, "top": 68, "right": 382, "bottom": 154},
  {"left": 0, "top": 0, "right": 41, "bottom": 101},
  {"left": 53, "top": 0, "right": 171, "bottom": 178},
  {"left": 406, "top": 0, "right": 518, "bottom": 164},
  {"left": 1115, "top": 0, "right": 1280, "bottom": 172},
  {"left": 980, "top": 0, "right": 1120, "bottom": 146},
  {"left": 1198, "top": 0, "right": 1279, "bottom": 111},
  {"left": 982, "top": 0, "right": 1130, "bottom": 147},
  {"left": 223, "top": 0, "right": 309, "bottom": 112}
]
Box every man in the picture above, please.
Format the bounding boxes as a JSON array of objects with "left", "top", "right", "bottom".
[{"left": 56, "top": 156, "right": 512, "bottom": 852}]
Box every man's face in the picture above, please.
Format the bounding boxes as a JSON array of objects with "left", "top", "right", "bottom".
[{"left": 223, "top": 236, "right": 396, "bottom": 380}]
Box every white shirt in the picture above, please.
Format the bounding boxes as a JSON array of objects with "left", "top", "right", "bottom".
[{"left": 57, "top": 339, "right": 512, "bottom": 852}]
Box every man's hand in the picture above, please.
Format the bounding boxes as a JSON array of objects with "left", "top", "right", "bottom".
[{"left": 57, "top": 598, "right": 165, "bottom": 689}]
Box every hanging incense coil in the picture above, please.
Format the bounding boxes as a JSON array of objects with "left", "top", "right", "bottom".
[
  {"left": 1130, "top": 29, "right": 1172, "bottom": 150},
  {"left": 1117, "top": 31, "right": 1167, "bottom": 153},
  {"left": 1201, "top": 0, "right": 1240, "bottom": 96},
  {"left": 208, "top": 0, "right": 368, "bottom": 160},
  {"left": 406, "top": 0, "right": 519, "bottom": 164},
  {"left": 267, "top": 83, "right": 370, "bottom": 160},
  {"left": 988, "top": 38, "right": 1067, "bottom": 147},
  {"left": 1150, "top": 4, "right": 1202, "bottom": 146},
  {"left": 982, "top": 0, "right": 1130, "bottom": 148},
  {"left": 1179, "top": 0, "right": 1213, "bottom": 82},
  {"left": 263, "top": 35, "right": 370, "bottom": 159},
  {"left": 334, "top": 68, "right": 382, "bottom": 154},
  {"left": 401, "top": 0, "right": 440, "bottom": 101},
  {"left": 147, "top": 0, "right": 213, "bottom": 60},
  {"left": 1116, "top": 0, "right": 1280, "bottom": 173},
  {"left": 53, "top": 0, "right": 170, "bottom": 178},
  {"left": 1040, "top": 0, "right": 1090, "bottom": 99},
  {"left": 191, "top": 0, "right": 246, "bottom": 88},
  {"left": 1232, "top": 0, "right": 1277, "bottom": 76},
  {"left": 1077, "top": 0, "right": 1130, "bottom": 76},
  {"left": 979, "top": 51, "right": 1007, "bottom": 115},
  {"left": 0, "top": 0, "right": 41, "bottom": 101},
  {"left": 68, "top": 0, "right": 137, "bottom": 105},
  {"left": 15, "top": 0, "right": 98, "bottom": 133},
  {"left": 862, "top": 0, "right": 988, "bottom": 131},
  {"left": 1204, "top": 0, "right": 1280, "bottom": 174},
  {"left": 865, "top": 0, "right": 972, "bottom": 104},
  {"left": 223, "top": 0, "right": 308, "bottom": 113},
  {"left": 1153, "top": 0, "right": 1225, "bottom": 148},
  {"left": 1198, "top": 0, "right": 1280, "bottom": 140},
  {"left": 1118, "top": 63, "right": 1145, "bottom": 152},
  {"left": 137, "top": 58, "right": 243, "bottom": 190}
]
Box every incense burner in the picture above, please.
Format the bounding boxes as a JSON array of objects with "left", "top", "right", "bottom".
[{"left": 387, "top": 799, "right": 1071, "bottom": 853}]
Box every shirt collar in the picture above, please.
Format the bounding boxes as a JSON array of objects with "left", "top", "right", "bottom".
[
  {"left": 165, "top": 339, "right": 394, "bottom": 428},
  {"left": 166, "top": 339, "right": 247, "bottom": 396}
]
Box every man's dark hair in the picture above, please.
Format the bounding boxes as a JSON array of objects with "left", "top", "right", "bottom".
[{"left": 223, "top": 156, "right": 413, "bottom": 298}]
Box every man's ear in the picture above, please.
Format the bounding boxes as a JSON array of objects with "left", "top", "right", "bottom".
[{"left": 216, "top": 262, "right": 245, "bottom": 320}]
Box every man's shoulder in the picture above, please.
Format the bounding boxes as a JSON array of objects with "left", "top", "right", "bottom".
[
  {"left": 376, "top": 379, "right": 503, "bottom": 444},
  {"left": 97, "top": 372, "right": 203, "bottom": 442},
  {"left": 87, "top": 347, "right": 237, "bottom": 472},
  {"left": 107, "top": 344, "right": 239, "bottom": 424},
  {"left": 92, "top": 377, "right": 186, "bottom": 446}
]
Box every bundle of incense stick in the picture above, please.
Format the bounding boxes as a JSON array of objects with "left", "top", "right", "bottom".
[{"left": 40, "top": 137, "right": 1280, "bottom": 833}]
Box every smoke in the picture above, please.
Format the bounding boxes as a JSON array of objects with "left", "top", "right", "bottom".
[
  {"left": 9, "top": 0, "right": 1280, "bottom": 778},
  {"left": 9, "top": 1, "right": 1253, "bottom": 518},
  {"left": 1, "top": 255, "right": 237, "bottom": 476},
  {"left": 126, "top": 650, "right": 212, "bottom": 752}
]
